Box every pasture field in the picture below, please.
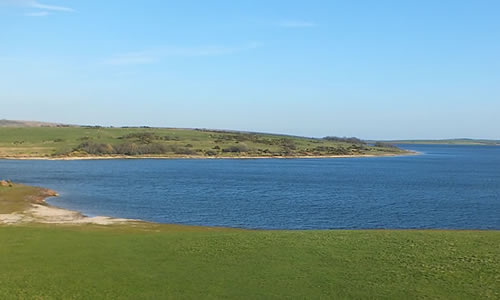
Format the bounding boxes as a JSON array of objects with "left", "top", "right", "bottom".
[{"left": 1, "top": 225, "right": 498, "bottom": 299}]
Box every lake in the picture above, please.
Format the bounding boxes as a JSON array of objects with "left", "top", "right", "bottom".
[{"left": 0, "top": 144, "right": 499, "bottom": 229}]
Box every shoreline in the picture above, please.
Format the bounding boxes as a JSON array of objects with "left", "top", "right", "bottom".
[
  {"left": 1, "top": 151, "right": 418, "bottom": 227},
  {"left": 0, "top": 184, "right": 137, "bottom": 226},
  {"left": 0, "top": 150, "right": 419, "bottom": 161},
  {"left": 1, "top": 183, "right": 498, "bottom": 230}
]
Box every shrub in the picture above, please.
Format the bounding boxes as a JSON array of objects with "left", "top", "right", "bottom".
[
  {"left": 281, "top": 139, "right": 297, "bottom": 150},
  {"left": 78, "top": 142, "right": 114, "bottom": 154},
  {"left": 77, "top": 142, "right": 171, "bottom": 155},
  {"left": 170, "top": 146, "right": 195, "bottom": 155},
  {"left": 119, "top": 132, "right": 161, "bottom": 144},
  {"left": 312, "top": 146, "right": 350, "bottom": 155},
  {"left": 222, "top": 144, "right": 249, "bottom": 153}
]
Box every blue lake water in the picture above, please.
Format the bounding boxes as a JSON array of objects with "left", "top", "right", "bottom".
[{"left": 0, "top": 144, "right": 499, "bottom": 229}]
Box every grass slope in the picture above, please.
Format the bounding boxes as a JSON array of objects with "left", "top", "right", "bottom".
[
  {"left": 0, "top": 226, "right": 498, "bottom": 299},
  {"left": 0, "top": 183, "right": 37, "bottom": 213},
  {"left": 0, "top": 126, "right": 408, "bottom": 158},
  {"left": 1, "top": 185, "right": 499, "bottom": 299}
]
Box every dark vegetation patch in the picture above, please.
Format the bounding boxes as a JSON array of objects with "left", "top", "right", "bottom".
[
  {"left": 222, "top": 144, "right": 249, "bottom": 153},
  {"left": 74, "top": 142, "right": 195, "bottom": 156},
  {"left": 119, "top": 132, "right": 180, "bottom": 143}
]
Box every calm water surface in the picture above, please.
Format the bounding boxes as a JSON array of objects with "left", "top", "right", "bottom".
[{"left": 0, "top": 144, "right": 499, "bottom": 229}]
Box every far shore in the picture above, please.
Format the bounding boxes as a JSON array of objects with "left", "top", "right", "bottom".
[
  {"left": 0, "top": 150, "right": 419, "bottom": 161},
  {"left": 1, "top": 151, "right": 418, "bottom": 226}
]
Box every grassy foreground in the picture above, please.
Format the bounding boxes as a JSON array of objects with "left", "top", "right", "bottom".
[
  {"left": 0, "top": 226, "right": 498, "bottom": 299},
  {"left": 0, "top": 125, "right": 409, "bottom": 158},
  {"left": 1, "top": 185, "right": 499, "bottom": 299}
]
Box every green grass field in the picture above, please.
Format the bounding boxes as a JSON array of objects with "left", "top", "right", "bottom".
[
  {"left": 0, "top": 126, "right": 409, "bottom": 158},
  {"left": 1, "top": 185, "right": 499, "bottom": 299},
  {"left": 1, "top": 226, "right": 498, "bottom": 299}
]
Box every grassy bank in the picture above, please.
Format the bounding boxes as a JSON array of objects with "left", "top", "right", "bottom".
[
  {"left": 0, "top": 183, "right": 57, "bottom": 214},
  {"left": 0, "top": 126, "right": 409, "bottom": 158},
  {"left": 1, "top": 184, "right": 499, "bottom": 298},
  {"left": 0, "top": 226, "right": 498, "bottom": 299}
]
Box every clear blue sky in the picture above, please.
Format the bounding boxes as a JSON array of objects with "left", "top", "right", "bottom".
[{"left": 1, "top": 0, "right": 499, "bottom": 139}]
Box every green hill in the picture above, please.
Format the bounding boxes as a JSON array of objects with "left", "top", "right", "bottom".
[{"left": 0, "top": 122, "right": 410, "bottom": 158}]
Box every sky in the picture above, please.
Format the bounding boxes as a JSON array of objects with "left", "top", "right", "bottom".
[{"left": 0, "top": 0, "right": 499, "bottom": 139}]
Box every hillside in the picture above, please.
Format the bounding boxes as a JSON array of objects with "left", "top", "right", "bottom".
[{"left": 0, "top": 122, "right": 410, "bottom": 158}]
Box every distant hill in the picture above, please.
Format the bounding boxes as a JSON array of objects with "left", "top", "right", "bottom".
[
  {"left": 376, "top": 139, "right": 500, "bottom": 145},
  {"left": 0, "top": 119, "right": 66, "bottom": 127},
  {"left": 0, "top": 121, "right": 411, "bottom": 158}
]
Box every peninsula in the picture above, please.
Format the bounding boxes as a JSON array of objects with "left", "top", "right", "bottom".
[{"left": 0, "top": 120, "right": 411, "bottom": 159}]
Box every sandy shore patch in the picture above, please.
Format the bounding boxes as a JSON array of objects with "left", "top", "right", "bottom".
[
  {"left": 0, "top": 183, "right": 137, "bottom": 226},
  {"left": 27, "top": 204, "right": 132, "bottom": 225},
  {"left": 0, "top": 204, "right": 133, "bottom": 225},
  {"left": 0, "top": 213, "right": 24, "bottom": 224}
]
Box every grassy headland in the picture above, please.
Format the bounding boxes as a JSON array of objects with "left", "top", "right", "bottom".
[
  {"left": 0, "top": 182, "right": 56, "bottom": 214},
  {"left": 0, "top": 125, "right": 411, "bottom": 158},
  {"left": 1, "top": 184, "right": 499, "bottom": 299}
]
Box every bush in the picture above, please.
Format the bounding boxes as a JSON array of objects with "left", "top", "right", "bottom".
[
  {"left": 78, "top": 142, "right": 114, "bottom": 154},
  {"left": 140, "top": 143, "right": 169, "bottom": 154},
  {"left": 312, "top": 146, "right": 350, "bottom": 155},
  {"left": 119, "top": 132, "right": 161, "bottom": 144},
  {"left": 171, "top": 146, "right": 195, "bottom": 155},
  {"left": 281, "top": 138, "right": 297, "bottom": 150},
  {"left": 222, "top": 144, "right": 249, "bottom": 153},
  {"left": 77, "top": 142, "right": 170, "bottom": 155}
]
